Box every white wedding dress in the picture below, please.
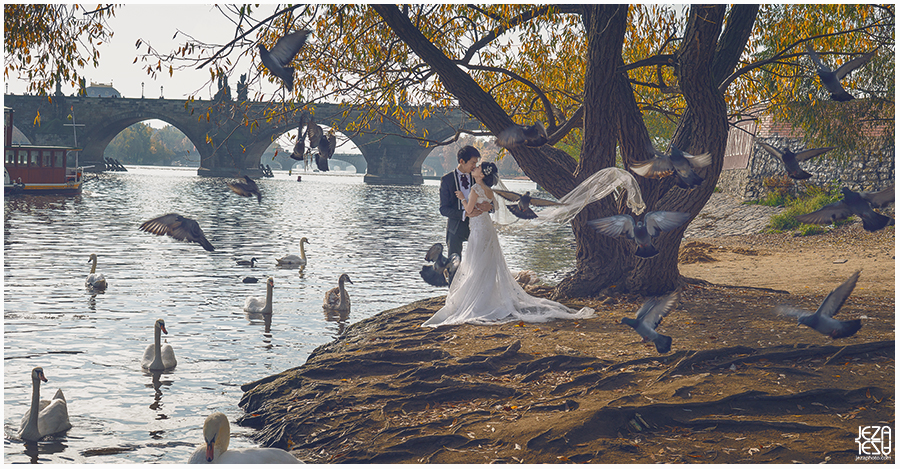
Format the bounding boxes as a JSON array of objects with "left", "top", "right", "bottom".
[{"left": 424, "top": 184, "right": 594, "bottom": 326}]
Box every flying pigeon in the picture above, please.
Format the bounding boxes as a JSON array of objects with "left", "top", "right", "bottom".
[
  {"left": 629, "top": 147, "right": 712, "bottom": 189},
  {"left": 313, "top": 132, "right": 336, "bottom": 172},
  {"left": 139, "top": 213, "right": 215, "bottom": 251},
  {"left": 290, "top": 112, "right": 309, "bottom": 161},
  {"left": 860, "top": 184, "right": 895, "bottom": 209},
  {"left": 805, "top": 45, "right": 877, "bottom": 102},
  {"left": 496, "top": 121, "right": 549, "bottom": 148},
  {"left": 588, "top": 211, "right": 692, "bottom": 258},
  {"left": 419, "top": 243, "right": 461, "bottom": 287},
  {"left": 756, "top": 141, "right": 835, "bottom": 180},
  {"left": 258, "top": 29, "right": 311, "bottom": 91},
  {"left": 226, "top": 175, "right": 262, "bottom": 204},
  {"left": 774, "top": 270, "right": 863, "bottom": 339},
  {"left": 307, "top": 119, "right": 323, "bottom": 148},
  {"left": 621, "top": 290, "right": 680, "bottom": 354},
  {"left": 492, "top": 189, "right": 564, "bottom": 219},
  {"left": 795, "top": 187, "right": 893, "bottom": 232}
]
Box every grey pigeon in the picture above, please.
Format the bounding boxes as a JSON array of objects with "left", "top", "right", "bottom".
[
  {"left": 258, "top": 29, "right": 311, "bottom": 91},
  {"left": 496, "top": 121, "right": 548, "bottom": 148},
  {"left": 492, "top": 189, "right": 563, "bottom": 219},
  {"left": 139, "top": 213, "right": 215, "bottom": 251},
  {"left": 419, "top": 243, "right": 461, "bottom": 287},
  {"left": 795, "top": 187, "right": 892, "bottom": 232},
  {"left": 307, "top": 119, "right": 323, "bottom": 148},
  {"left": 226, "top": 175, "right": 262, "bottom": 204},
  {"left": 290, "top": 112, "right": 309, "bottom": 161},
  {"left": 756, "top": 141, "right": 834, "bottom": 180},
  {"left": 621, "top": 290, "right": 680, "bottom": 354},
  {"left": 805, "top": 45, "right": 877, "bottom": 102},
  {"left": 314, "top": 133, "right": 336, "bottom": 172},
  {"left": 589, "top": 211, "right": 692, "bottom": 258},
  {"left": 860, "top": 184, "right": 895, "bottom": 209},
  {"left": 630, "top": 146, "right": 712, "bottom": 189},
  {"left": 775, "top": 271, "right": 863, "bottom": 339}
]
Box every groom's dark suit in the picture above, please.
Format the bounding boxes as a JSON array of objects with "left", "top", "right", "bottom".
[{"left": 439, "top": 170, "right": 469, "bottom": 258}]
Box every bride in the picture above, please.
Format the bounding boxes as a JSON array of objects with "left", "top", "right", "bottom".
[{"left": 423, "top": 162, "right": 595, "bottom": 327}]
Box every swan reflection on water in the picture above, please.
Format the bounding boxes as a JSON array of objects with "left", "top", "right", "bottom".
[
  {"left": 246, "top": 311, "right": 274, "bottom": 335},
  {"left": 145, "top": 370, "right": 174, "bottom": 414},
  {"left": 324, "top": 307, "right": 349, "bottom": 336},
  {"left": 22, "top": 439, "right": 69, "bottom": 464}
]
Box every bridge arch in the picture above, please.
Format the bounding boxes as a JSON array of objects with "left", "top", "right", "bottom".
[
  {"left": 81, "top": 110, "right": 209, "bottom": 168},
  {"left": 4, "top": 94, "right": 481, "bottom": 184}
]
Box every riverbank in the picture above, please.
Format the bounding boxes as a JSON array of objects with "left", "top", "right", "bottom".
[{"left": 236, "top": 222, "right": 894, "bottom": 464}]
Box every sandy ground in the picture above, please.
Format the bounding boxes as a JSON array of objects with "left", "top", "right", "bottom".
[
  {"left": 237, "top": 223, "right": 895, "bottom": 464},
  {"left": 679, "top": 223, "right": 895, "bottom": 298}
]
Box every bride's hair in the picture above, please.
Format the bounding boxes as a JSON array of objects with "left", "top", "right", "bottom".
[{"left": 480, "top": 162, "right": 499, "bottom": 187}]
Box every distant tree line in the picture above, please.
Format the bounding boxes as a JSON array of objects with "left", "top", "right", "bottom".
[{"left": 104, "top": 123, "right": 198, "bottom": 166}]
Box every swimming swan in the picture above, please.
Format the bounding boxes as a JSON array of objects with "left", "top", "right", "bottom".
[
  {"left": 19, "top": 367, "right": 72, "bottom": 441},
  {"left": 244, "top": 277, "right": 274, "bottom": 314},
  {"left": 323, "top": 273, "right": 352, "bottom": 312},
  {"left": 142, "top": 319, "right": 177, "bottom": 371},
  {"left": 276, "top": 237, "right": 309, "bottom": 266},
  {"left": 85, "top": 253, "right": 108, "bottom": 290},
  {"left": 187, "top": 412, "right": 301, "bottom": 463}
]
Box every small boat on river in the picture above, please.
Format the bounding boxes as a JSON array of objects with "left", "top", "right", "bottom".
[{"left": 4, "top": 107, "right": 84, "bottom": 195}]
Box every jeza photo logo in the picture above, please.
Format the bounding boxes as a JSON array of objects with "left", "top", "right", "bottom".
[{"left": 856, "top": 426, "right": 892, "bottom": 460}]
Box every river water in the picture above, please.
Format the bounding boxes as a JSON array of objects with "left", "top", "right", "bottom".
[{"left": 3, "top": 166, "right": 576, "bottom": 463}]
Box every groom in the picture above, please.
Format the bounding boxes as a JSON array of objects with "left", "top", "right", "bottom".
[{"left": 440, "top": 145, "right": 491, "bottom": 259}]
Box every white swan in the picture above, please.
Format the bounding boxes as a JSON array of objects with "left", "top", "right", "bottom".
[
  {"left": 323, "top": 273, "right": 352, "bottom": 312},
  {"left": 19, "top": 367, "right": 72, "bottom": 441},
  {"left": 276, "top": 237, "right": 309, "bottom": 266},
  {"left": 244, "top": 277, "right": 274, "bottom": 314},
  {"left": 187, "top": 412, "right": 302, "bottom": 464},
  {"left": 85, "top": 253, "right": 108, "bottom": 290},
  {"left": 141, "top": 319, "right": 177, "bottom": 371}
]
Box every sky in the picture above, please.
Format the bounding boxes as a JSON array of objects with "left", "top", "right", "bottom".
[
  {"left": 5, "top": 4, "right": 359, "bottom": 151},
  {"left": 6, "top": 5, "right": 262, "bottom": 100}
]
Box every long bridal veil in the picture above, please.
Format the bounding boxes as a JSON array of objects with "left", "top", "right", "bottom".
[{"left": 492, "top": 167, "right": 645, "bottom": 226}]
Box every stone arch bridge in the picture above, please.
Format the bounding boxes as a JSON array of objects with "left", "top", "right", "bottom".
[{"left": 4, "top": 94, "right": 482, "bottom": 184}]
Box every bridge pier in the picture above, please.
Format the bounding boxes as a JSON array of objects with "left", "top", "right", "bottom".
[{"left": 356, "top": 136, "right": 430, "bottom": 185}]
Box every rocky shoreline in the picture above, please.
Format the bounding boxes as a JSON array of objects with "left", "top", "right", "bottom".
[{"left": 236, "top": 284, "right": 894, "bottom": 464}]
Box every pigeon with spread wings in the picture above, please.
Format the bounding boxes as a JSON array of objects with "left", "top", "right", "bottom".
[
  {"left": 805, "top": 44, "right": 877, "bottom": 102},
  {"left": 420, "top": 243, "right": 461, "bottom": 287},
  {"left": 258, "top": 29, "right": 311, "bottom": 91},
  {"left": 795, "top": 187, "right": 893, "bottom": 232},
  {"left": 290, "top": 112, "right": 310, "bottom": 161},
  {"left": 226, "top": 175, "right": 262, "bottom": 204},
  {"left": 492, "top": 189, "right": 564, "bottom": 219},
  {"left": 621, "top": 290, "right": 680, "bottom": 354},
  {"left": 589, "top": 211, "right": 691, "bottom": 258},
  {"left": 495, "top": 121, "right": 549, "bottom": 149},
  {"left": 139, "top": 213, "right": 215, "bottom": 251},
  {"left": 774, "top": 271, "right": 863, "bottom": 339},
  {"left": 314, "top": 131, "right": 337, "bottom": 172},
  {"left": 629, "top": 147, "right": 712, "bottom": 189},
  {"left": 756, "top": 141, "right": 834, "bottom": 180}
]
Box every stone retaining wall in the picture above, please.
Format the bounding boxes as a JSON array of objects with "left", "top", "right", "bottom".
[{"left": 717, "top": 136, "right": 895, "bottom": 201}]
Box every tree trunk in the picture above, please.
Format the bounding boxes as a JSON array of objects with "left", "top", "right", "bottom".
[
  {"left": 375, "top": 4, "right": 757, "bottom": 298},
  {"left": 619, "top": 5, "right": 728, "bottom": 294}
]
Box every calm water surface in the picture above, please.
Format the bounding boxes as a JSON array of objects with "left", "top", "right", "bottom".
[{"left": 3, "top": 166, "right": 576, "bottom": 463}]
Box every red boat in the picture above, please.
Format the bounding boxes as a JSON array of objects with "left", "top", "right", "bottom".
[{"left": 4, "top": 107, "right": 83, "bottom": 194}]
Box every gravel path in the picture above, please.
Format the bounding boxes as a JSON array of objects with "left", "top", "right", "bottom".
[{"left": 684, "top": 192, "right": 783, "bottom": 238}]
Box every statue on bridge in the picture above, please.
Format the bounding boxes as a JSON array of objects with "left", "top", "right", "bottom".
[
  {"left": 237, "top": 74, "right": 248, "bottom": 102},
  {"left": 214, "top": 73, "right": 232, "bottom": 102}
]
